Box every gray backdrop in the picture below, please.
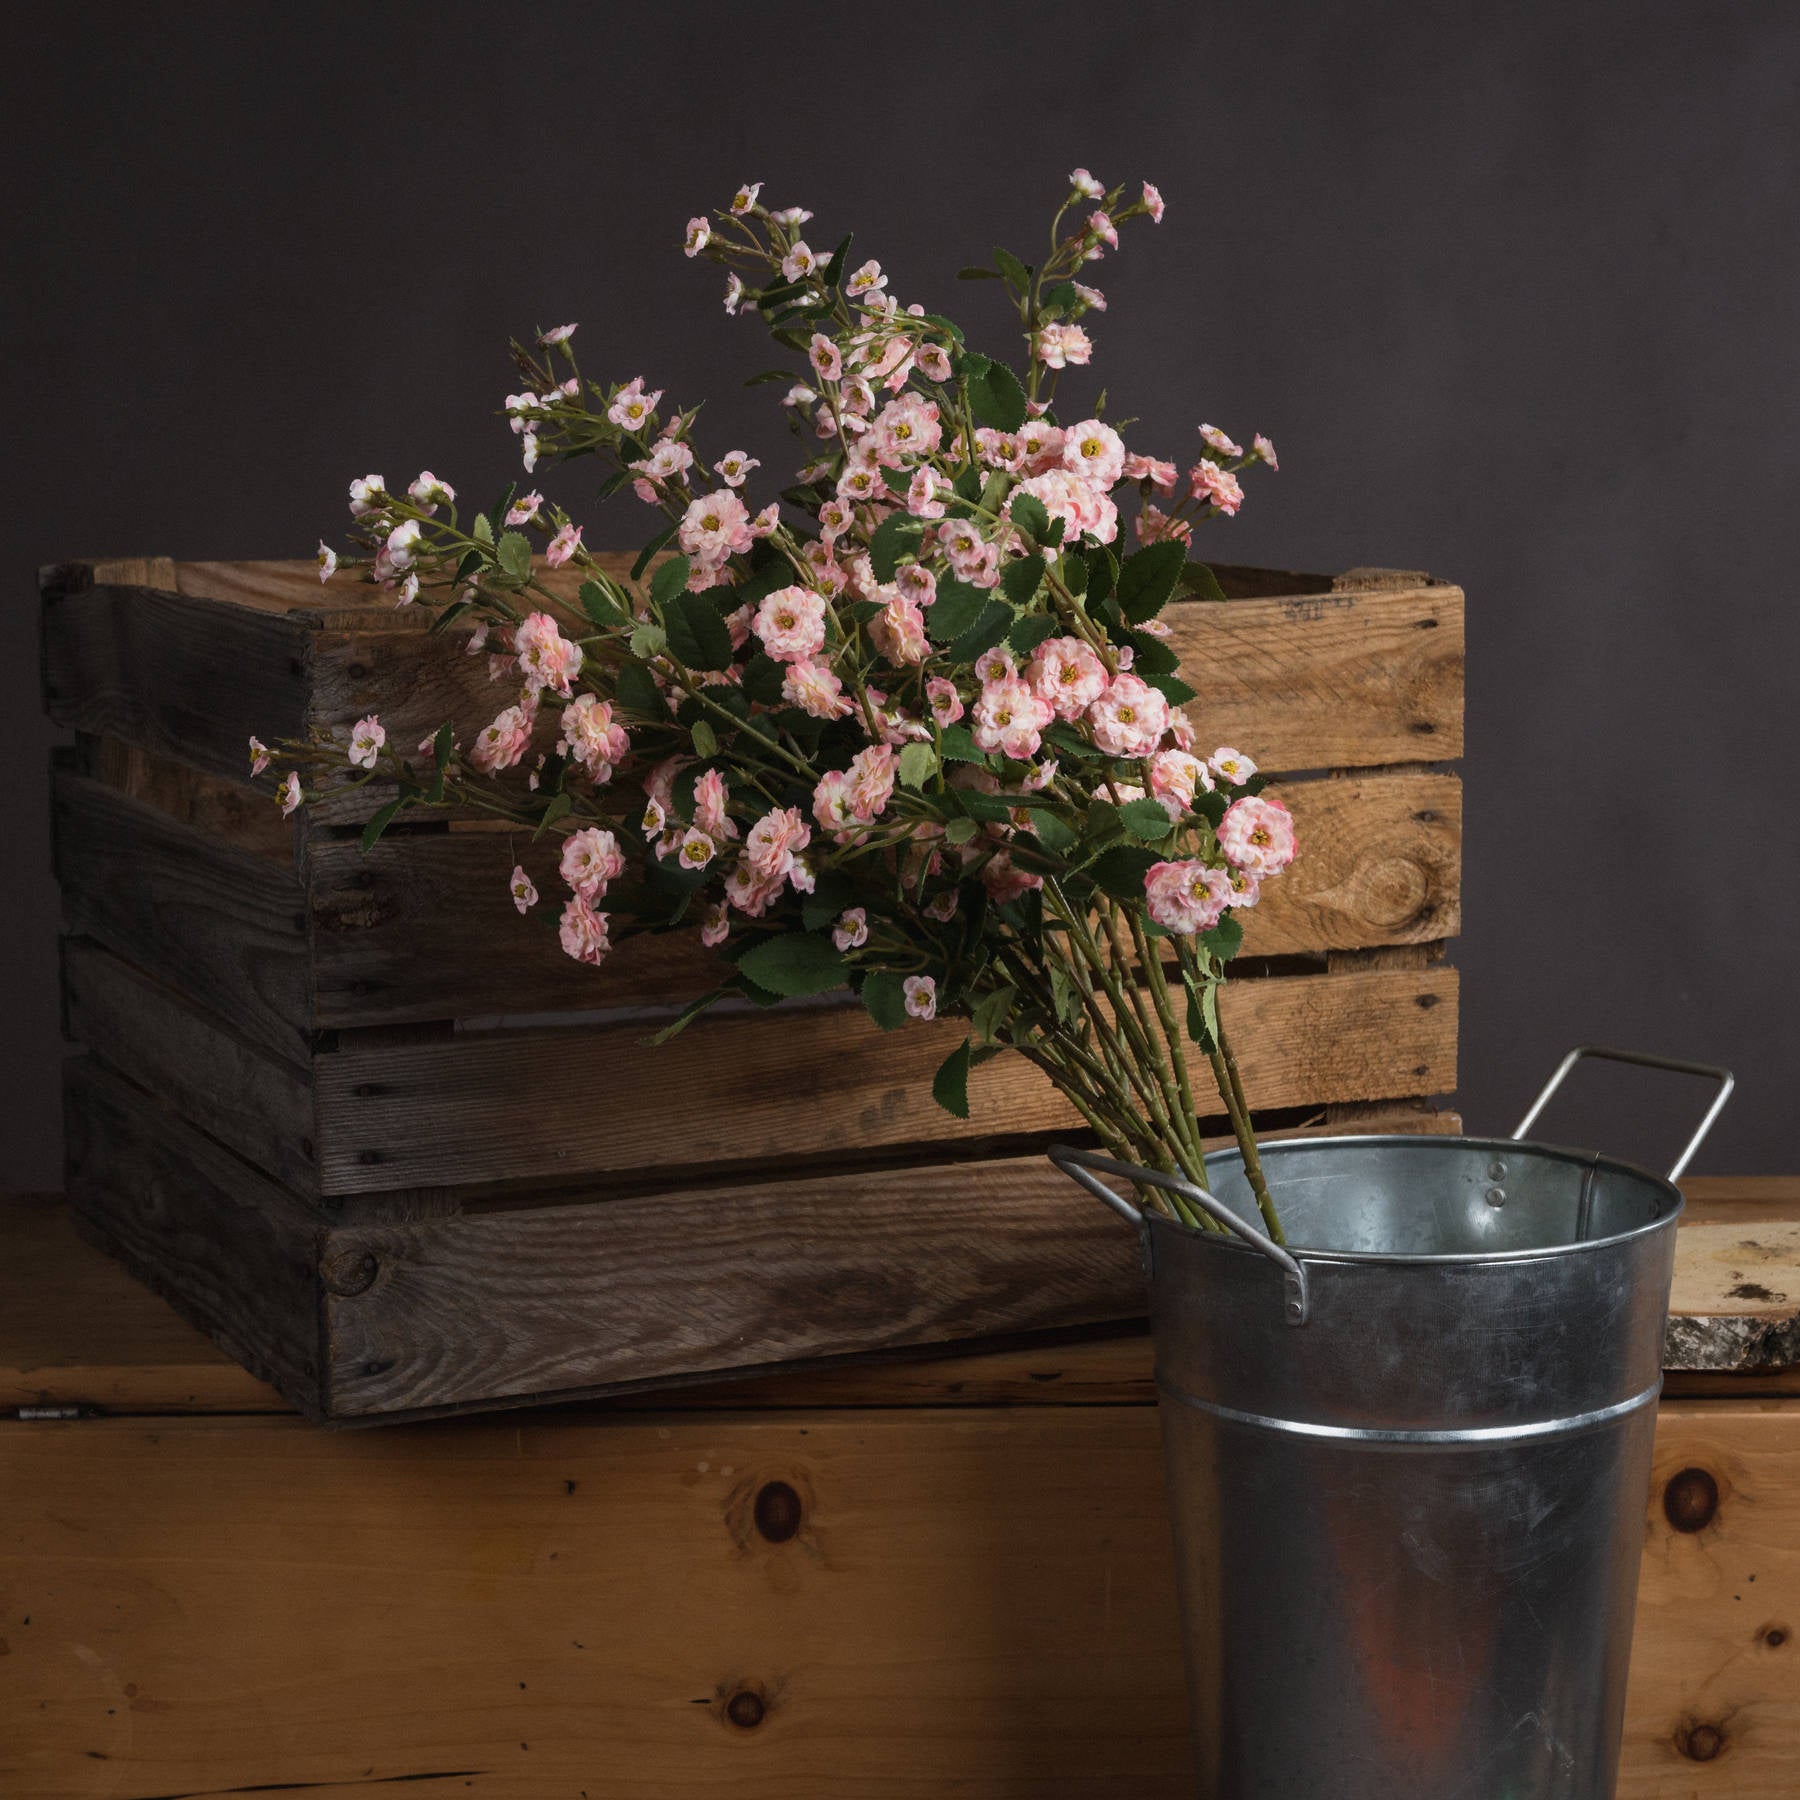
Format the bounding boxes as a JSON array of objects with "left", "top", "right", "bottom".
[{"left": 7, "top": 1, "right": 1797, "bottom": 1185}]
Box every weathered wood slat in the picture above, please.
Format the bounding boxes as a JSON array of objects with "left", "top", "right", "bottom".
[
  {"left": 1, "top": 1400, "right": 1792, "bottom": 1796},
  {"left": 51, "top": 767, "right": 314, "bottom": 1065},
  {"left": 61, "top": 938, "right": 319, "bottom": 1196},
  {"left": 312, "top": 965, "right": 1458, "bottom": 1196},
  {"left": 305, "top": 770, "right": 1462, "bottom": 1027},
  {"left": 41, "top": 564, "right": 314, "bottom": 780},
  {"left": 44, "top": 560, "right": 1461, "bottom": 783},
  {"left": 62, "top": 1061, "right": 324, "bottom": 1415}
]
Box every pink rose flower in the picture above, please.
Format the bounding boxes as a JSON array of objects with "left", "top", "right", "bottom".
[
  {"left": 278, "top": 771, "right": 303, "bottom": 816},
  {"left": 1016, "top": 421, "right": 1066, "bottom": 472},
  {"left": 693, "top": 767, "right": 736, "bottom": 840},
  {"left": 677, "top": 828, "right": 717, "bottom": 871},
  {"left": 1142, "top": 181, "right": 1165, "bottom": 223},
  {"left": 781, "top": 240, "right": 818, "bottom": 282},
  {"left": 782, "top": 657, "right": 855, "bottom": 720},
  {"left": 808, "top": 334, "right": 843, "bottom": 383},
  {"left": 558, "top": 894, "right": 611, "bottom": 966},
  {"left": 1217, "top": 795, "right": 1297, "bottom": 878},
  {"left": 1033, "top": 322, "right": 1093, "bottom": 369},
  {"left": 515, "top": 611, "right": 584, "bottom": 697},
  {"left": 753, "top": 586, "right": 828, "bottom": 662},
  {"left": 972, "top": 676, "right": 1054, "bottom": 760},
  {"left": 903, "top": 975, "right": 938, "bottom": 1021},
  {"left": 546, "top": 523, "right": 583, "bottom": 567},
  {"left": 1144, "top": 861, "right": 1231, "bottom": 935},
  {"left": 845, "top": 259, "right": 887, "bottom": 298},
  {"left": 750, "top": 503, "right": 780, "bottom": 538},
  {"left": 896, "top": 563, "right": 937, "bottom": 608},
  {"left": 1027, "top": 637, "right": 1108, "bottom": 721},
  {"left": 981, "top": 852, "right": 1042, "bottom": 904},
  {"left": 510, "top": 865, "right": 539, "bottom": 912},
  {"left": 1087, "top": 674, "right": 1171, "bottom": 758},
  {"left": 745, "top": 806, "right": 812, "bottom": 884},
  {"left": 1070, "top": 167, "right": 1104, "bottom": 199},
  {"left": 872, "top": 393, "right": 942, "bottom": 460},
  {"left": 317, "top": 542, "right": 338, "bottom": 582},
  {"left": 906, "top": 466, "right": 946, "bottom": 520},
  {"left": 975, "top": 428, "right": 1025, "bottom": 472},
  {"left": 684, "top": 217, "right": 710, "bottom": 257},
  {"left": 915, "top": 343, "right": 953, "bottom": 382},
  {"left": 1148, "top": 750, "right": 1211, "bottom": 820},
  {"left": 1123, "top": 454, "right": 1180, "bottom": 492},
  {"left": 847, "top": 744, "right": 898, "bottom": 819},
  {"left": 833, "top": 906, "right": 869, "bottom": 951},
  {"left": 641, "top": 798, "right": 666, "bottom": 839},
  {"left": 469, "top": 704, "right": 534, "bottom": 775},
  {"left": 679, "top": 489, "right": 753, "bottom": 565},
  {"left": 1209, "top": 748, "right": 1257, "bottom": 786},
  {"left": 1225, "top": 867, "right": 1261, "bottom": 909},
  {"left": 723, "top": 272, "right": 745, "bottom": 314},
  {"left": 724, "top": 861, "right": 784, "bottom": 916},
  {"left": 1011, "top": 469, "right": 1118, "bottom": 547},
  {"left": 1253, "top": 433, "right": 1279, "bottom": 470},
  {"left": 407, "top": 470, "right": 455, "bottom": 512},
  {"left": 505, "top": 492, "right": 545, "bottom": 527},
  {"left": 558, "top": 693, "right": 630, "bottom": 782},
  {"left": 926, "top": 677, "right": 966, "bottom": 727},
  {"left": 1198, "top": 424, "right": 1243, "bottom": 459},
  {"left": 715, "top": 451, "right": 760, "bottom": 488},
  {"left": 1189, "top": 460, "right": 1245, "bottom": 516},
  {"left": 870, "top": 594, "right": 930, "bottom": 666},
  {"left": 1060, "top": 419, "right": 1127, "bottom": 488},
  {"left": 700, "top": 900, "right": 730, "bottom": 947},
  {"left": 1136, "top": 503, "right": 1191, "bottom": 545},
  {"left": 348, "top": 473, "right": 387, "bottom": 518},
  {"left": 812, "top": 769, "right": 862, "bottom": 841},
  {"left": 1088, "top": 209, "right": 1119, "bottom": 250},
  {"left": 560, "top": 826, "right": 626, "bottom": 901},
  {"left": 347, "top": 714, "right": 386, "bottom": 771},
  {"left": 538, "top": 322, "right": 578, "bottom": 346}
]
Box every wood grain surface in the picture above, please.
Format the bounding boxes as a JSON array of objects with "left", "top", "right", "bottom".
[
  {"left": 310, "top": 965, "right": 1459, "bottom": 1195},
  {"left": 1, "top": 1399, "right": 1791, "bottom": 1798}
]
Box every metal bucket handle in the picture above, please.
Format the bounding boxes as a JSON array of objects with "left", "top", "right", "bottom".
[
  {"left": 1512, "top": 1045, "right": 1735, "bottom": 1182},
  {"left": 1047, "top": 1143, "right": 1312, "bottom": 1325}
]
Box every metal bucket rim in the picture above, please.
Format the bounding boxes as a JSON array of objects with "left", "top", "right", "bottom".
[{"left": 1151, "top": 1132, "right": 1685, "bottom": 1266}]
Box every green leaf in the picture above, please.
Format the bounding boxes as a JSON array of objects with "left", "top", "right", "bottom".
[
  {"left": 999, "top": 553, "right": 1045, "bottom": 605},
  {"left": 1031, "top": 810, "right": 1076, "bottom": 854},
  {"left": 428, "top": 600, "right": 472, "bottom": 636},
  {"left": 1009, "top": 491, "right": 1051, "bottom": 543},
  {"left": 870, "top": 512, "right": 925, "bottom": 582},
  {"left": 472, "top": 511, "right": 495, "bottom": 546},
  {"left": 578, "top": 578, "right": 629, "bottom": 628},
  {"left": 802, "top": 869, "right": 855, "bottom": 932},
  {"left": 927, "top": 577, "right": 988, "bottom": 642},
  {"left": 487, "top": 484, "right": 516, "bottom": 538},
  {"left": 954, "top": 788, "right": 1013, "bottom": 824},
  {"left": 613, "top": 663, "right": 665, "bottom": 719},
  {"left": 1057, "top": 552, "right": 1089, "bottom": 596},
  {"left": 1144, "top": 672, "right": 1197, "bottom": 706},
  {"left": 663, "top": 591, "right": 734, "bottom": 671},
  {"left": 1042, "top": 280, "right": 1081, "bottom": 311},
  {"left": 821, "top": 232, "right": 854, "bottom": 289},
  {"left": 956, "top": 266, "right": 1003, "bottom": 281},
  {"left": 651, "top": 554, "right": 693, "bottom": 608},
  {"left": 948, "top": 601, "right": 1014, "bottom": 663},
  {"left": 1185, "top": 978, "right": 1217, "bottom": 1052},
  {"left": 861, "top": 970, "right": 909, "bottom": 1031},
  {"left": 741, "top": 652, "right": 786, "bottom": 706},
  {"left": 629, "top": 622, "right": 667, "bottom": 661},
  {"left": 497, "top": 531, "right": 533, "bottom": 583},
  {"left": 898, "top": 741, "right": 937, "bottom": 790},
  {"left": 943, "top": 815, "right": 980, "bottom": 844},
  {"left": 1048, "top": 963, "right": 1082, "bottom": 1028},
  {"left": 993, "top": 246, "right": 1032, "bottom": 288},
  {"left": 932, "top": 1037, "right": 973, "bottom": 1119},
  {"left": 690, "top": 717, "right": 719, "bottom": 759},
  {"left": 735, "top": 932, "right": 849, "bottom": 998},
  {"left": 1118, "top": 798, "right": 1175, "bottom": 842},
  {"left": 360, "top": 795, "right": 407, "bottom": 851},
  {"left": 744, "top": 367, "right": 798, "bottom": 387},
  {"left": 1124, "top": 631, "right": 1179, "bottom": 675},
  {"left": 646, "top": 987, "right": 730, "bottom": 1047},
  {"left": 1117, "top": 541, "right": 1188, "bottom": 624},
  {"left": 1201, "top": 915, "right": 1245, "bottom": 965},
  {"left": 631, "top": 522, "right": 678, "bottom": 580},
  {"left": 1042, "top": 720, "right": 1102, "bottom": 760},
  {"left": 1179, "top": 560, "right": 1230, "bottom": 603},
  {"left": 432, "top": 722, "right": 454, "bottom": 773},
  {"left": 1085, "top": 546, "right": 1117, "bottom": 607},
  {"left": 937, "top": 723, "right": 984, "bottom": 764},
  {"left": 969, "top": 985, "right": 1016, "bottom": 1045},
  {"left": 1008, "top": 612, "right": 1057, "bottom": 656},
  {"left": 532, "top": 790, "right": 573, "bottom": 838},
  {"left": 966, "top": 359, "right": 1028, "bottom": 432},
  {"left": 1088, "top": 844, "right": 1161, "bottom": 901}
]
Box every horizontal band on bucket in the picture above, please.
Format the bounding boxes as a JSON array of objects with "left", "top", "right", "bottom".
[{"left": 1154, "top": 1377, "right": 1664, "bottom": 1446}]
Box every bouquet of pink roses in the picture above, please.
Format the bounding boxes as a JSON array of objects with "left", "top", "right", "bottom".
[{"left": 265, "top": 169, "right": 1298, "bottom": 1235}]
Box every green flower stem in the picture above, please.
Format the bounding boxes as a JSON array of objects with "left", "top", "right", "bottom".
[
  {"left": 1128, "top": 911, "right": 1213, "bottom": 1181},
  {"left": 1212, "top": 1017, "right": 1283, "bottom": 1243}
]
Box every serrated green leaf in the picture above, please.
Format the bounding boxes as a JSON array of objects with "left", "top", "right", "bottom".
[
  {"left": 967, "top": 359, "right": 1028, "bottom": 432},
  {"left": 360, "top": 795, "right": 407, "bottom": 852},
  {"left": 613, "top": 663, "right": 665, "bottom": 719},
  {"left": 735, "top": 932, "right": 848, "bottom": 998},
  {"left": 1088, "top": 844, "right": 1161, "bottom": 901},
  {"left": 631, "top": 523, "right": 678, "bottom": 580},
  {"left": 969, "top": 984, "right": 1016, "bottom": 1044},
  {"left": 932, "top": 1037, "right": 973, "bottom": 1119},
  {"left": 1048, "top": 962, "right": 1083, "bottom": 1029},
  {"left": 1031, "top": 810, "right": 1076, "bottom": 854},
  {"left": 943, "top": 815, "right": 980, "bottom": 844},
  {"left": 1042, "top": 281, "right": 1080, "bottom": 311},
  {"left": 870, "top": 512, "right": 925, "bottom": 582},
  {"left": 1186, "top": 977, "right": 1217, "bottom": 1051},
  {"left": 1118, "top": 797, "right": 1175, "bottom": 842},
  {"left": 497, "top": 531, "right": 533, "bottom": 583},
  {"left": 947, "top": 601, "right": 1014, "bottom": 663},
  {"left": 1000, "top": 553, "right": 1045, "bottom": 605},
  {"left": 532, "top": 790, "right": 573, "bottom": 839},
  {"left": 993, "top": 246, "right": 1031, "bottom": 288},
  {"left": 898, "top": 741, "right": 937, "bottom": 790},
  {"left": 1057, "top": 552, "right": 1089, "bottom": 596},
  {"left": 861, "top": 969, "right": 909, "bottom": 1031},
  {"left": 1144, "top": 672, "right": 1197, "bottom": 706},
  {"left": 432, "top": 721, "right": 454, "bottom": 774},
  {"left": 1008, "top": 612, "right": 1058, "bottom": 656},
  {"left": 1201, "top": 914, "right": 1245, "bottom": 965},
  {"left": 629, "top": 622, "right": 667, "bottom": 661},
  {"left": 821, "top": 232, "right": 854, "bottom": 289},
  {"left": 1086, "top": 546, "right": 1117, "bottom": 607},
  {"left": 690, "top": 717, "right": 719, "bottom": 759},
  {"left": 1124, "top": 631, "right": 1179, "bottom": 675},
  {"left": 744, "top": 367, "right": 798, "bottom": 387},
  {"left": 1009, "top": 491, "right": 1051, "bottom": 543},
  {"left": 472, "top": 511, "right": 494, "bottom": 546},
  {"left": 428, "top": 600, "right": 472, "bottom": 636},
  {"left": 741, "top": 652, "right": 786, "bottom": 706},
  {"left": 801, "top": 869, "right": 855, "bottom": 932},
  {"left": 1179, "top": 560, "right": 1230, "bottom": 603},
  {"left": 1117, "top": 541, "right": 1187, "bottom": 624},
  {"left": 651, "top": 553, "right": 693, "bottom": 608},
  {"left": 927, "top": 577, "right": 988, "bottom": 643},
  {"left": 936, "top": 723, "right": 983, "bottom": 764},
  {"left": 956, "top": 266, "right": 1003, "bottom": 281},
  {"left": 663, "top": 591, "right": 734, "bottom": 671},
  {"left": 578, "top": 578, "right": 629, "bottom": 628}
]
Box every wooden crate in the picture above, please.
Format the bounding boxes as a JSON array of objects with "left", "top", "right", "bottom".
[
  {"left": 3, "top": 1185, "right": 1797, "bottom": 1799},
  {"left": 41, "top": 557, "right": 1465, "bottom": 1422}
]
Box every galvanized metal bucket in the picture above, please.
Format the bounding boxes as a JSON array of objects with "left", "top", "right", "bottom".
[{"left": 1051, "top": 1046, "right": 1734, "bottom": 1800}]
